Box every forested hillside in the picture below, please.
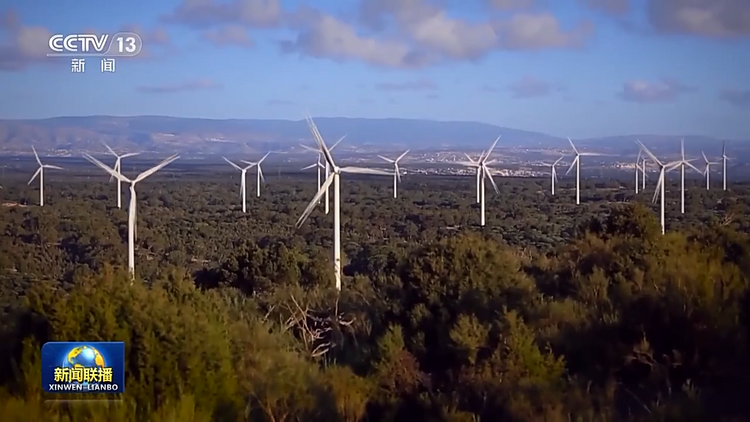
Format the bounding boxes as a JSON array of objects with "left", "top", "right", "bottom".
[{"left": 1, "top": 168, "right": 749, "bottom": 421}]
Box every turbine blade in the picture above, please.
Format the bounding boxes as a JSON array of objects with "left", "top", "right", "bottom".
[
  {"left": 222, "top": 156, "right": 243, "bottom": 171},
  {"left": 567, "top": 137, "right": 578, "bottom": 154},
  {"left": 454, "top": 161, "right": 477, "bottom": 167},
  {"left": 701, "top": 151, "right": 708, "bottom": 163},
  {"left": 652, "top": 174, "right": 662, "bottom": 204},
  {"left": 258, "top": 165, "right": 265, "bottom": 183},
  {"left": 665, "top": 161, "right": 682, "bottom": 172},
  {"left": 240, "top": 160, "right": 257, "bottom": 168},
  {"left": 553, "top": 155, "right": 565, "bottom": 166},
  {"left": 32, "top": 146, "right": 42, "bottom": 166},
  {"left": 685, "top": 161, "right": 702, "bottom": 174},
  {"left": 306, "top": 115, "right": 336, "bottom": 168},
  {"left": 396, "top": 149, "right": 410, "bottom": 162},
  {"left": 120, "top": 152, "right": 140, "bottom": 158},
  {"left": 300, "top": 144, "right": 319, "bottom": 153},
  {"left": 483, "top": 164, "right": 499, "bottom": 194},
  {"left": 100, "top": 140, "right": 118, "bottom": 156},
  {"left": 395, "top": 163, "right": 401, "bottom": 182},
  {"left": 28, "top": 168, "right": 41, "bottom": 185},
  {"left": 43, "top": 165, "right": 63, "bottom": 170},
  {"left": 339, "top": 166, "right": 393, "bottom": 176},
  {"left": 301, "top": 163, "right": 318, "bottom": 171},
  {"left": 463, "top": 153, "right": 476, "bottom": 163},
  {"left": 258, "top": 152, "right": 271, "bottom": 164},
  {"left": 636, "top": 149, "right": 642, "bottom": 163},
  {"left": 378, "top": 155, "right": 395, "bottom": 163},
  {"left": 680, "top": 138, "right": 685, "bottom": 160},
  {"left": 636, "top": 140, "right": 662, "bottom": 167},
  {"left": 83, "top": 153, "right": 132, "bottom": 183},
  {"left": 565, "top": 156, "right": 578, "bottom": 175},
  {"left": 483, "top": 136, "right": 501, "bottom": 162},
  {"left": 329, "top": 135, "right": 346, "bottom": 151},
  {"left": 110, "top": 159, "right": 120, "bottom": 182},
  {"left": 722, "top": 141, "right": 726, "bottom": 156},
  {"left": 133, "top": 154, "right": 179, "bottom": 183},
  {"left": 296, "top": 173, "right": 336, "bottom": 228}
]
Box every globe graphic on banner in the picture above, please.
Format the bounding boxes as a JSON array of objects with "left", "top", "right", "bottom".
[{"left": 62, "top": 346, "right": 106, "bottom": 385}]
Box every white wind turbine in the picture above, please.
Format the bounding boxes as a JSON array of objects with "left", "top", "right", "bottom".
[
  {"left": 296, "top": 115, "right": 391, "bottom": 291},
  {"left": 722, "top": 142, "right": 729, "bottom": 191},
  {"left": 673, "top": 139, "right": 702, "bottom": 214},
  {"left": 100, "top": 141, "right": 140, "bottom": 209},
  {"left": 456, "top": 137, "right": 501, "bottom": 227},
  {"left": 565, "top": 138, "right": 595, "bottom": 205},
  {"left": 700, "top": 151, "right": 720, "bottom": 191},
  {"left": 240, "top": 152, "right": 271, "bottom": 197},
  {"left": 222, "top": 157, "right": 256, "bottom": 213},
  {"left": 637, "top": 141, "right": 681, "bottom": 235},
  {"left": 378, "top": 150, "right": 410, "bottom": 198},
  {"left": 541, "top": 155, "right": 564, "bottom": 195},
  {"left": 28, "top": 146, "right": 63, "bottom": 207},
  {"left": 301, "top": 136, "right": 345, "bottom": 213},
  {"left": 83, "top": 152, "right": 179, "bottom": 278}
]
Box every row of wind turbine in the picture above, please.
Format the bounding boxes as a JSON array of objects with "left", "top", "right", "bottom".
[{"left": 221, "top": 152, "right": 271, "bottom": 212}]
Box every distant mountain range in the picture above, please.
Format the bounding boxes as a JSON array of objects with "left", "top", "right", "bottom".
[{"left": 0, "top": 116, "right": 744, "bottom": 157}]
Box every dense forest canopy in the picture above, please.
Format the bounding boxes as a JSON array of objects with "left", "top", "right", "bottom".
[{"left": 1, "top": 161, "right": 749, "bottom": 421}]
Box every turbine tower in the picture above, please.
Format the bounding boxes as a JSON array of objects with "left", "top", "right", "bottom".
[
  {"left": 28, "top": 146, "right": 63, "bottom": 207},
  {"left": 222, "top": 156, "right": 256, "bottom": 213},
  {"left": 722, "top": 142, "right": 729, "bottom": 191},
  {"left": 700, "top": 151, "right": 720, "bottom": 190},
  {"left": 83, "top": 153, "right": 179, "bottom": 279},
  {"left": 241, "top": 152, "right": 271, "bottom": 197},
  {"left": 301, "top": 136, "right": 345, "bottom": 213},
  {"left": 541, "top": 155, "right": 564, "bottom": 195},
  {"left": 566, "top": 138, "right": 582, "bottom": 205},
  {"left": 674, "top": 139, "right": 701, "bottom": 214},
  {"left": 457, "top": 137, "right": 501, "bottom": 226},
  {"left": 641, "top": 156, "right": 647, "bottom": 191},
  {"left": 634, "top": 150, "right": 642, "bottom": 194},
  {"left": 637, "top": 141, "right": 681, "bottom": 235},
  {"left": 378, "top": 149, "right": 410, "bottom": 198},
  {"left": 101, "top": 141, "right": 140, "bottom": 209},
  {"left": 296, "top": 115, "right": 391, "bottom": 291}
]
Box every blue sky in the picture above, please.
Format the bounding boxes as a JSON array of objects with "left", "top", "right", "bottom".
[{"left": 0, "top": 0, "right": 748, "bottom": 139}]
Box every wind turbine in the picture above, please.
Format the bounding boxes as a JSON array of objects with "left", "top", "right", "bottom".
[
  {"left": 241, "top": 152, "right": 271, "bottom": 197},
  {"left": 722, "top": 142, "right": 729, "bottom": 191},
  {"left": 378, "top": 150, "right": 410, "bottom": 198},
  {"left": 83, "top": 152, "right": 179, "bottom": 278},
  {"left": 673, "top": 139, "right": 702, "bottom": 214},
  {"left": 222, "top": 157, "right": 256, "bottom": 213},
  {"left": 637, "top": 141, "right": 681, "bottom": 235},
  {"left": 28, "top": 146, "right": 63, "bottom": 207},
  {"left": 301, "top": 136, "right": 345, "bottom": 213},
  {"left": 541, "top": 155, "right": 564, "bottom": 195},
  {"left": 565, "top": 138, "right": 595, "bottom": 205},
  {"left": 700, "top": 151, "right": 720, "bottom": 191},
  {"left": 100, "top": 141, "right": 140, "bottom": 209},
  {"left": 300, "top": 153, "right": 324, "bottom": 198},
  {"left": 456, "top": 137, "right": 501, "bottom": 226},
  {"left": 295, "top": 115, "right": 391, "bottom": 291}
]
